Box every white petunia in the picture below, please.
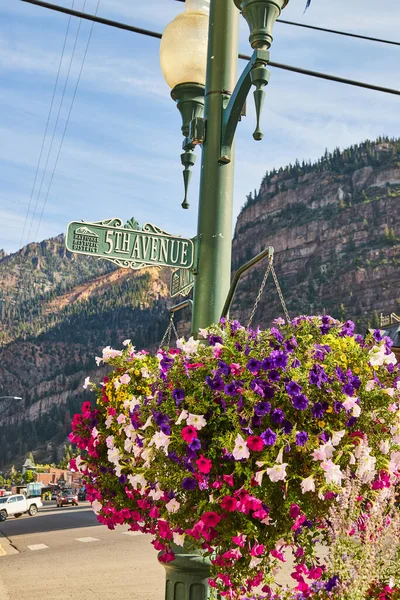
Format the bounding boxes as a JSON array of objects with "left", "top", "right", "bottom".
[
  {"left": 128, "top": 474, "right": 147, "bottom": 491},
  {"left": 102, "top": 346, "right": 123, "bottom": 360},
  {"left": 165, "top": 499, "right": 180, "bottom": 513},
  {"left": 122, "top": 339, "right": 131, "bottom": 346},
  {"left": 95, "top": 356, "right": 103, "bottom": 366},
  {"left": 120, "top": 374, "right": 131, "bottom": 385},
  {"left": 175, "top": 410, "right": 189, "bottom": 425},
  {"left": 232, "top": 434, "right": 250, "bottom": 461},
  {"left": 331, "top": 430, "right": 346, "bottom": 447},
  {"left": 173, "top": 532, "right": 186, "bottom": 546},
  {"left": 141, "top": 415, "right": 153, "bottom": 430},
  {"left": 254, "top": 470, "right": 266, "bottom": 486},
  {"left": 105, "top": 415, "right": 114, "bottom": 428},
  {"left": 187, "top": 413, "right": 207, "bottom": 430},
  {"left": 83, "top": 377, "right": 91, "bottom": 389},
  {"left": 266, "top": 463, "right": 288, "bottom": 483},
  {"left": 117, "top": 414, "right": 127, "bottom": 425},
  {"left": 92, "top": 500, "right": 102, "bottom": 514},
  {"left": 365, "top": 379, "right": 376, "bottom": 391},
  {"left": 300, "top": 475, "right": 315, "bottom": 494},
  {"left": 176, "top": 336, "right": 200, "bottom": 357},
  {"left": 149, "top": 431, "right": 171, "bottom": 454},
  {"left": 198, "top": 328, "right": 209, "bottom": 339},
  {"left": 321, "top": 460, "right": 342, "bottom": 485},
  {"left": 106, "top": 435, "right": 115, "bottom": 449},
  {"left": 379, "top": 440, "right": 391, "bottom": 455}
]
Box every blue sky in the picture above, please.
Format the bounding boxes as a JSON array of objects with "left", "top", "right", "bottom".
[{"left": 1, "top": 0, "right": 400, "bottom": 254}]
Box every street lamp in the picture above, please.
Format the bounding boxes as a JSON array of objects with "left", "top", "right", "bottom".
[{"left": 161, "top": 0, "right": 288, "bottom": 334}]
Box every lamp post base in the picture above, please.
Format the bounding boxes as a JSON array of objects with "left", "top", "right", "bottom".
[{"left": 159, "top": 545, "right": 211, "bottom": 600}]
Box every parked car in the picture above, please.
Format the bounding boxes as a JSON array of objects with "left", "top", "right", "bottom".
[
  {"left": 56, "top": 489, "right": 78, "bottom": 507},
  {"left": 0, "top": 494, "right": 43, "bottom": 521},
  {"left": 77, "top": 488, "right": 86, "bottom": 501}
]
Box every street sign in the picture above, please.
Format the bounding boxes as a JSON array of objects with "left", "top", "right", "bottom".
[
  {"left": 66, "top": 218, "right": 195, "bottom": 270},
  {"left": 171, "top": 268, "right": 195, "bottom": 298}
]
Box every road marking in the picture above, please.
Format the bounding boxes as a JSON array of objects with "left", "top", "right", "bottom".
[
  {"left": 27, "top": 544, "right": 49, "bottom": 551},
  {"left": 75, "top": 537, "right": 100, "bottom": 543},
  {"left": 121, "top": 531, "right": 143, "bottom": 536}
]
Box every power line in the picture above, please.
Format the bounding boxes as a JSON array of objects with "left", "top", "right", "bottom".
[
  {"left": 25, "top": 0, "right": 89, "bottom": 245},
  {"left": 18, "top": 1, "right": 75, "bottom": 250},
  {"left": 174, "top": 0, "right": 400, "bottom": 48},
  {"left": 34, "top": 0, "right": 101, "bottom": 241},
  {"left": 20, "top": 0, "right": 400, "bottom": 98}
]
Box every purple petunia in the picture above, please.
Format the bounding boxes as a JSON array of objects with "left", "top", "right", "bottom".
[
  {"left": 206, "top": 375, "right": 224, "bottom": 391},
  {"left": 281, "top": 419, "right": 293, "bottom": 434},
  {"left": 270, "top": 327, "right": 284, "bottom": 344},
  {"left": 254, "top": 401, "right": 271, "bottom": 416},
  {"left": 160, "top": 356, "right": 174, "bottom": 371},
  {"left": 188, "top": 438, "right": 201, "bottom": 452},
  {"left": 172, "top": 388, "right": 185, "bottom": 405},
  {"left": 346, "top": 417, "right": 357, "bottom": 428},
  {"left": 119, "top": 474, "right": 127, "bottom": 484},
  {"left": 339, "top": 320, "right": 355, "bottom": 337},
  {"left": 182, "top": 477, "right": 197, "bottom": 490},
  {"left": 342, "top": 383, "right": 354, "bottom": 397},
  {"left": 271, "top": 408, "right": 285, "bottom": 424},
  {"left": 296, "top": 431, "right": 308, "bottom": 446},
  {"left": 291, "top": 358, "right": 301, "bottom": 368},
  {"left": 292, "top": 394, "right": 309, "bottom": 411},
  {"left": 217, "top": 360, "right": 231, "bottom": 376},
  {"left": 325, "top": 576, "right": 340, "bottom": 592},
  {"left": 261, "top": 428, "right": 277, "bottom": 446},
  {"left": 267, "top": 369, "right": 280, "bottom": 382},
  {"left": 270, "top": 350, "right": 288, "bottom": 369},
  {"left": 208, "top": 335, "right": 223, "bottom": 346},
  {"left": 247, "top": 358, "right": 262, "bottom": 374},
  {"left": 311, "top": 402, "right": 325, "bottom": 418},
  {"left": 334, "top": 401, "right": 343, "bottom": 413},
  {"left": 224, "top": 382, "right": 240, "bottom": 396},
  {"left": 286, "top": 380, "right": 302, "bottom": 397},
  {"left": 309, "top": 364, "right": 329, "bottom": 388},
  {"left": 373, "top": 329, "right": 383, "bottom": 342}
]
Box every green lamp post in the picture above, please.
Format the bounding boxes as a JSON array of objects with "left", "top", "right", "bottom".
[
  {"left": 161, "top": 0, "right": 288, "bottom": 337},
  {"left": 159, "top": 0, "right": 288, "bottom": 597}
]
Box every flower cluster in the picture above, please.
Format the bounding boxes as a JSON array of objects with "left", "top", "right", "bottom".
[{"left": 70, "top": 317, "right": 400, "bottom": 599}]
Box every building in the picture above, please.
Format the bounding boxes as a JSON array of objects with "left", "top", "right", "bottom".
[
  {"left": 35, "top": 468, "right": 83, "bottom": 492},
  {"left": 379, "top": 313, "right": 400, "bottom": 361}
]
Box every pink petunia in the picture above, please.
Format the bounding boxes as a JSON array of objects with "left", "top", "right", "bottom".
[
  {"left": 232, "top": 534, "right": 246, "bottom": 547},
  {"left": 201, "top": 511, "right": 222, "bottom": 528},
  {"left": 220, "top": 496, "right": 238, "bottom": 512},
  {"left": 181, "top": 425, "right": 198, "bottom": 443},
  {"left": 246, "top": 435, "right": 265, "bottom": 452},
  {"left": 223, "top": 474, "right": 234, "bottom": 486},
  {"left": 196, "top": 455, "right": 212, "bottom": 474},
  {"left": 289, "top": 503, "right": 301, "bottom": 519}
]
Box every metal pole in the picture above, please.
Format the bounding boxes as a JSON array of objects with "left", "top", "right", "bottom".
[{"left": 191, "top": 0, "right": 240, "bottom": 334}]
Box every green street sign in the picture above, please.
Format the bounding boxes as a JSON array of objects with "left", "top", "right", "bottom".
[
  {"left": 66, "top": 218, "right": 195, "bottom": 270},
  {"left": 171, "top": 268, "right": 195, "bottom": 298}
]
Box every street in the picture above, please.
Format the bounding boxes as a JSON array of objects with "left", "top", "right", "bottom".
[{"left": 0, "top": 502, "right": 165, "bottom": 600}]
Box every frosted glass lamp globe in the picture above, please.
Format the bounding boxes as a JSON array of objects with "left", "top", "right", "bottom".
[{"left": 160, "top": 0, "right": 210, "bottom": 90}]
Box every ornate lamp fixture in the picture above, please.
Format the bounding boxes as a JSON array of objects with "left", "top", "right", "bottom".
[
  {"left": 161, "top": 0, "right": 289, "bottom": 209},
  {"left": 160, "top": 0, "right": 209, "bottom": 209}
]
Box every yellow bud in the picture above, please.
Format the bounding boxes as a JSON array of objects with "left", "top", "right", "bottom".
[
  {"left": 318, "top": 421, "right": 325, "bottom": 428},
  {"left": 326, "top": 406, "right": 333, "bottom": 414}
]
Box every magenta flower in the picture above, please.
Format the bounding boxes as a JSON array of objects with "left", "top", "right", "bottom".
[
  {"left": 201, "top": 511, "right": 222, "bottom": 528},
  {"left": 181, "top": 425, "right": 198, "bottom": 443},
  {"left": 246, "top": 435, "right": 264, "bottom": 452},
  {"left": 196, "top": 454, "right": 212, "bottom": 474},
  {"left": 220, "top": 496, "right": 238, "bottom": 512}
]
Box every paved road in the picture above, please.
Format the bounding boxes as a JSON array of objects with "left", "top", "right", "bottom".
[{"left": 0, "top": 502, "right": 165, "bottom": 600}]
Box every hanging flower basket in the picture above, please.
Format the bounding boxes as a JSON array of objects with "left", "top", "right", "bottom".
[{"left": 70, "top": 316, "right": 400, "bottom": 599}]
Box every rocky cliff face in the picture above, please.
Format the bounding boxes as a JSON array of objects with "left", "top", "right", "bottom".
[{"left": 231, "top": 139, "right": 400, "bottom": 329}]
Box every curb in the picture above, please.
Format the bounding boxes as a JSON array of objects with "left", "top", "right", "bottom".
[{"left": 0, "top": 533, "right": 19, "bottom": 557}]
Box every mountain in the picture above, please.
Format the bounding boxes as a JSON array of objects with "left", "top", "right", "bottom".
[
  {"left": 1, "top": 137, "right": 399, "bottom": 468},
  {"left": 231, "top": 137, "right": 400, "bottom": 328}
]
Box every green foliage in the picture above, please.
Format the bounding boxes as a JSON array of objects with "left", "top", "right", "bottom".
[{"left": 24, "top": 469, "right": 35, "bottom": 483}]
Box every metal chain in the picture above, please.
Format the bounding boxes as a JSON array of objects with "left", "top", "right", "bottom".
[
  {"left": 171, "top": 319, "right": 179, "bottom": 341},
  {"left": 159, "top": 316, "right": 173, "bottom": 349},
  {"left": 159, "top": 314, "right": 180, "bottom": 349},
  {"left": 247, "top": 258, "right": 272, "bottom": 328},
  {"left": 271, "top": 264, "right": 291, "bottom": 323},
  {"left": 247, "top": 255, "right": 290, "bottom": 328}
]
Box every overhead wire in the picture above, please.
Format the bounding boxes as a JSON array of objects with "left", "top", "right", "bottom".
[
  {"left": 18, "top": 0, "right": 75, "bottom": 250},
  {"left": 34, "top": 0, "right": 101, "bottom": 241},
  {"left": 25, "top": 0, "right": 89, "bottom": 245},
  {"left": 174, "top": 0, "right": 400, "bottom": 48},
  {"left": 19, "top": 0, "right": 400, "bottom": 97}
]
